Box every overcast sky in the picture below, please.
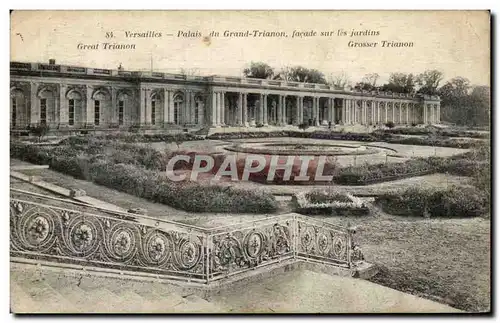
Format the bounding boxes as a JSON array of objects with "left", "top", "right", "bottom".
[{"left": 10, "top": 10, "right": 490, "bottom": 87}]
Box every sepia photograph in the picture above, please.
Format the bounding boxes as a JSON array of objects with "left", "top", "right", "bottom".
[{"left": 8, "top": 9, "right": 491, "bottom": 314}]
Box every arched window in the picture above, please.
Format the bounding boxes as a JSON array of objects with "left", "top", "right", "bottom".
[
  {"left": 194, "top": 95, "right": 202, "bottom": 124},
  {"left": 92, "top": 90, "right": 110, "bottom": 126},
  {"left": 10, "top": 88, "right": 25, "bottom": 128},
  {"left": 66, "top": 90, "right": 82, "bottom": 126},
  {"left": 38, "top": 88, "right": 56, "bottom": 125},
  {"left": 117, "top": 92, "right": 130, "bottom": 126},
  {"left": 173, "top": 93, "right": 184, "bottom": 125}
]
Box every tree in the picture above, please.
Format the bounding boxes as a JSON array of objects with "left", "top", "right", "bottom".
[
  {"left": 380, "top": 73, "right": 416, "bottom": 94},
  {"left": 243, "top": 62, "right": 275, "bottom": 79},
  {"left": 328, "top": 71, "right": 351, "bottom": 89},
  {"left": 275, "top": 66, "right": 327, "bottom": 84},
  {"left": 416, "top": 70, "right": 444, "bottom": 95},
  {"left": 179, "top": 68, "right": 200, "bottom": 77},
  {"left": 361, "top": 73, "right": 380, "bottom": 87},
  {"left": 354, "top": 82, "right": 377, "bottom": 92},
  {"left": 438, "top": 77, "right": 490, "bottom": 126}
]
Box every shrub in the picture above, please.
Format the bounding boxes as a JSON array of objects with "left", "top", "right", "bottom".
[
  {"left": 28, "top": 123, "right": 50, "bottom": 141},
  {"left": 385, "top": 121, "right": 395, "bottom": 129}
]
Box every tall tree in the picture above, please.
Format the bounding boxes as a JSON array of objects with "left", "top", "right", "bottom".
[
  {"left": 416, "top": 69, "right": 444, "bottom": 95},
  {"left": 243, "top": 62, "right": 275, "bottom": 79},
  {"left": 328, "top": 71, "right": 351, "bottom": 89},
  {"left": 361, "top": 73, "right": 380, "bottom": 87},
  {"left": 275, "top": 66, "right": 327, "bottom": 84},
  {"left": 437, "top": 77, "right": 488, "bottom": 126},
  {"left": 380, "top": 73, "right": 416, "bottom": 94}
]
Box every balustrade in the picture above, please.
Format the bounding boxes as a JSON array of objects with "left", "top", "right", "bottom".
[{"left": 10, "top": 189, "right": 365, "bottom": 284}]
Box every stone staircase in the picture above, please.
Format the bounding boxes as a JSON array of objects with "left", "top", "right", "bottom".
[{"left": 10, "top": 263, "right": 224, "bottom": 314}]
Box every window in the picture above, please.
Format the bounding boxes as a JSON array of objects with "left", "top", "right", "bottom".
[
  {"left": 40, "top": 98, "right": 47, "bottom": 124},
  {"left": 94, "top": 100, "right": 100, "bottom": 125},
  {"left": 68, "top": 99, "right": 75, "bottom": 126},
  {"left": 118, "top": 101, "right": 124, "bottom": 125},
  {"left": 11, "top": 98, "right": 16, "bottom": 127},
  {"left": 174, "top": 103, "right": 179, "bottom": 124},
  {"left": 151, "top": 100, "right": 156, "bottom": 125},
  {"left": 194, "top": 101, "right": 199, "bottom": 124}
]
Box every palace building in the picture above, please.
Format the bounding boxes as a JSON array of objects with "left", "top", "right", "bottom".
[{"left": 10, "top": 60, "right": 441, "bottom": 133}]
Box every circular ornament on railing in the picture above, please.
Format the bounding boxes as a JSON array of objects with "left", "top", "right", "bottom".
[
  {"left": 244, "top": 231, "right": 264, "bottom": 258},
  {"left": 105, "top": 223, "right": 139, "bottom": 261},
  {"left": 174, "top": 238, "right": 202, "bottom": 271},
  {"left": 332, "top": 236, "right": 345, "bottom": 258},
  {"left": 18, "top": 206, "right": 59, "bottom": 251},
  {"left": 68, "top": 219, "right": 100, "bottom": 254},
  {"left": 142, "top": 231, "right": 172, "bottom": 265}
]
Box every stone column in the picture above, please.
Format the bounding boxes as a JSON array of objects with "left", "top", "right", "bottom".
[
  {"left": 58, "top": 84, "right": 68, "bottom": 127},
  {"left": 361, "top": 100, "right": 365, "bottom": 125},
  {"left": 423, "top": 104, "right": 427, "bottom": 124},
  {"left": 384, "top": 102, "right": 388, "bottom": 123},
  {"left": 108, "top": 87, "right": 116, "bottom": 126},
  {"left": 263, "top": 94, "right": 268, "bottom": 125},
  {"left": 236, "top": 92, "right": 242, "bottom": 126},
  {"left": 163, "top": 89, "right": 169, "bottom": 124},
  {"left": 350, "top": 100, "right": 354, "bottom": 125},
  {"left": 140, "top": 87, "right": 148, "bottom": 125},
  {"left": 29, "top": 82, "right": 39, "bottom": 125},
  {"left": 243, "top": 93, "right": 248, "bottom": 126},
  {"left": 313, "top": 97, "right": 319, "bottom": 126},
  {"left": 168, "top": 90, "right": 175, "bottom": 124},
  {"left": 214, "top": 92, "right": 220, "bottom": 125},
  {"left": 328, "top": 98, "right": 334, "bottom": 124},
  {"left": 211, "top": 91, "right": 217, "bottom": 126},
  {"left": 405, "top": 103, "right": 409, "bottom": 124},
  {"left": 258, "top": 93, "right": 264, "bottom": 125},
  {"left": 277, "top": 95, "right": 283, "bottom": 126},
  {"left": 399, "top": 102, "right": 403, "bottom": 124},
  {"left": 370, "top": 101, "right": 375, "bottom": 125},
  {"left": 220, "top": 91, "right": 226, "bottom": 125},
  {"left": 391, "top": 103, "right": 396, "bottom": 123},
  {"left": 437, "top": 104, "right": 440, "bottom": 123},
  {"left": 86, "top": 85, "right": 94, "bottom": 125}
]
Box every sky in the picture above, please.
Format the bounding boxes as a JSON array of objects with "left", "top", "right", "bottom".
[{"left": 10, "top": 10, "right": 490, "bottom": 87}]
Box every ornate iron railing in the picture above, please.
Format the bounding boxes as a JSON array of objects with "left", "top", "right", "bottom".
[{"left": 10, "top": 189, "right": 364, "bottom": 284}]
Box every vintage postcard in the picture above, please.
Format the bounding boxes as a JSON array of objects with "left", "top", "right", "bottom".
[{"left": 9, "top": 10, "right": 491, "bottom": 314}]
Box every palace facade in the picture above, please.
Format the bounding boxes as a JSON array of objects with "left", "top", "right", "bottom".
[{"left": 10, "top": 60, "right": 441, "bottom": 132}]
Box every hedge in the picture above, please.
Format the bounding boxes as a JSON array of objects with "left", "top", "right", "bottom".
[
  {"left": 10, "top": 142, "right": 279, "bottom": 214},
  {"left": 375, "top": 185, "right": 489, "bottom": 218},
  {"left": 383, "top": 127, "right": 489, "bottom": 139},
  {"left": 333, "top": 158, "right": 436, "bottom": 185}
]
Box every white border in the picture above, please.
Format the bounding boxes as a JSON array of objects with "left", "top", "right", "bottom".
[{"left": 2, "top": 2, "right": 497, "bottom": 322}]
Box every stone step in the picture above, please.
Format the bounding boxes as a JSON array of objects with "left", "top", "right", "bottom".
[
  {"left": 15, "top": 278, "right": 78, "bottom": 313},
  {"left": 10, "top": 281, "right": 39, "bottom": 313}
]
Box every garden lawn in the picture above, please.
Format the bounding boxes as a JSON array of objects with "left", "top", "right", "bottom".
[{"left": 318, "top": 214, "right": 490, "bottom": 312}]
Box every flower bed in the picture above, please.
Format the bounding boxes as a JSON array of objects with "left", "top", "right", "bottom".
[{"left": 295, "top": 190, "right": 370, "bottom": 215}]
